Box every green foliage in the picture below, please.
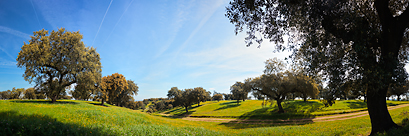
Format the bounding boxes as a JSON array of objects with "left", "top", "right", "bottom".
[
  {"left": 212, "top": 94, "right": 223, "bottom": 101},
  {"left": 230, "top": 82, "right": 248, "bottom": 104},
  {"left": 100, "top": 73, "right": 128, "bottom": 106},
  {"left": 226, "top": 0, "right": 409, "bottom": 134},
  {"left": 17, "top": 28, "right": 102, "bottom": 103}
]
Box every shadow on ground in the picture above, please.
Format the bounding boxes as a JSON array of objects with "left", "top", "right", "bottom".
[
  {"left": 218, "top": 119, "right": 313, "bottom": 129},
  {"left": 214, "top": 103, "right": 241, "bottom": 111},
  {"left": 87, "top": 102, "right": 109, "bottom": 107},
  {"left": 0, "top": 110, "right": 107, "bottom": 135},
  {"left": 9, "top": 100, "right": 79, "bottom": 105}
]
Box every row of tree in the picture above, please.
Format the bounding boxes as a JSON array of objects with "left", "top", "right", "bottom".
[
  {"left": 167, "top": 87, "right": 211, "bottom": 113},
  {"left": 230, "top": 58, "right": 320, "bottom": 113},
  {"left": 1, "top": 87, "right": 48, "bottom": 100}
]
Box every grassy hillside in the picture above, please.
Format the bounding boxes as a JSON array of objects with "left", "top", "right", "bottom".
[
  {"left": 160, "top": 100, "right": 409, "bottom": 119},
  {"left": 0, "top": 99, "right": 408, "bottom": 135}
]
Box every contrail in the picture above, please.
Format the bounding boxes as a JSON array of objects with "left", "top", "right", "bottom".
[
  {"left": 102, "top": 0, "right": 134, "bottom": 46},
  {"left": 92, "top": 0, "right": 113, "bottom": 47},
  {"left": 30, "top": 0, "right": 42, "bottom": 28}
]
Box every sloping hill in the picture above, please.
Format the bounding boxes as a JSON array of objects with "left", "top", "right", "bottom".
[
  {"left": 160, "top": 100, "right": 409, "bottom": 119},
  {"left": 1, "top": 99, "right": 408, "bottom": 135}
]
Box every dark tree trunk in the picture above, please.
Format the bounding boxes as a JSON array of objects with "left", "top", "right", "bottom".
[
  {"left": 185, "top": 106, "right": 188, "bottom": 113},
  {"left": 237, "top": 99, "right": 239, "bottom": 105},
  {"left": 51, "top": 95, "right": 57, "bottom": 103},
  {"left": 367, "top": 88, "right": 398, "bottom": 135},
  {"left": 101, "top": 99, "right": 105, "bottom": 105},
  {"left": 303, "top": 96, "right": 307, "bottom": 102},
  {"left": 397, "top": 95, "right": 401, "bottom": 101},
  {"left": 276, "top": 99, "right": 284, "bottom": 113},
  {"left": 198, "top": 102, "right": 200, "bottom": 107}
]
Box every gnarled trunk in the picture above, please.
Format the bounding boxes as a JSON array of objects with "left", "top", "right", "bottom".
[
  {"left": 51, "top": 95, "right": 57, "bottom": 103},
  {"left": 367, "top": 87, "right": 398, "bottom": 135},
  {"left": 276, "top": 99, "right": 284, "bottom": 113}
]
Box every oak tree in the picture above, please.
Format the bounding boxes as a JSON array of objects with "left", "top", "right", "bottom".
[
  {"left": 17, "top": 28, "right": 102, "bottom": 103},
  {"left": 100, "top": 73, "right": 128, "bottom": 106},
  {"left": 226, "top": 0, "right": 409, "bottom": 134}
]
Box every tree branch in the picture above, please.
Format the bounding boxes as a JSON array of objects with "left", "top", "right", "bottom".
[
  {"left": 375, "top": 0, "right": 393, "bottom": 28},
  {"left": 397, "top": 6, "right": 409, "bottom": 30}
]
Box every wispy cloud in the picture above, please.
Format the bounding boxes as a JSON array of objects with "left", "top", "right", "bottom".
[
  {"left": 102, "top": 0, "right": 134, "bottom": 47},
  {"left": 0, "top": 26, "right": 30, "bottom": 39},
  {"left": 174, "top": 0, "right": 224, "bottom": 56},
  {"left": 0, "top": 47, "right": 14, "bottom": 60},
  {"left": 30, "top": 0, "right": 42, "bottom": 28},
  {"left": 154, "top": 1, "right": 193, "bottom": 58},
  {"left": 0, "top": 58, "right": 16, "bottom": 66},
  {"left": 92, "top": 0, "right": 113, "bottom": 46}
]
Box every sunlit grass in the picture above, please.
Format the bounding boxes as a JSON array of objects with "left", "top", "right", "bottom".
[
  {"left": 161, "top": 100, "right": 409, "bottom": 119},
  {"left": 0, "top": 99, "right": 408, "bottom": 135}
]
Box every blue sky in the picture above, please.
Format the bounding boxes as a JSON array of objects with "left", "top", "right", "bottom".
[{"left": 0, "top": 0, "right": 294, "bottom": 100}]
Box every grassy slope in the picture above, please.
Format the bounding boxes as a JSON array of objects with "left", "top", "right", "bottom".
[
  {"left": 161, "top": 100, "right": 409, "bottom": 119},
  {"left": 0, "top": 99, "right": 408, "bottom": 135}
]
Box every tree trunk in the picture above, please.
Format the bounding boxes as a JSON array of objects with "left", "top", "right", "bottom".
[
  {"left": 198, "top": 101, "right": 200, "bottom": 106},
  {"left": 397, "top": 95, "right": 401, "bottom": 101},
  {"left": 51, "top": 95, "right": 57, "bottom": 103},
  {"left": 303, "top": 96, "right": 307, "bottom": 102},
  {"left": 276, "top": 99, "right": 284, "bottom": 113},
  {"left": 185, "top": 106, "right": 188, "bottom": 113},
  {"left": 101, "top": 99, "right": 105, "bottom": 105},
  {"left": 237, "top": 99, "right": 239, "bottom": 105},
  {"left": 367, "top": 88, "right": 398, "bottom": 135}
]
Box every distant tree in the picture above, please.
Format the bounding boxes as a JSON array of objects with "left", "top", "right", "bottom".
[
  {"left": 167, "top": 87, "right": 181, "bottom": 100},
  {"left": 34, "top": 88, "right": 46, "bottom": 99},
  {"left": 388, "top": 81, "right": 409, "bottom": 101},
  {"left": 222, "top": 93, "right": 233, "bottom": 100},
  {"left": 230, "top": 82, "right": 249, "bottom": 104},
  {"left": 10, "top": 87, "right": 24, "bottom": 99},
  {"left": 212, "top": 94, "right": 223, "bottom": 102},
  {"left": 173, "top": 88, "right": 194, "bottom": 113},
  {"left": 23, "top": 88, "right": 36, "bottom": 99},
  {"left": 17, "top": 28, "right": 102, "bottom": 103},
  {"left": 245, "top": 58, "right": 292, "bottom": 113},
  {"left": 0, "top": 90, "right": 11, "bottom": 100},
  {"left": 192, "top": 87, "right": 208, "bottom": 106},
  {"left": 119, "top": 80, "right": 139, "bottom": 107},
  {"left": 100, "top": 73, "right": 128, "bottom": 106},
  {"left": 289, "top": 72, "right": 320, "bottom": 102}
]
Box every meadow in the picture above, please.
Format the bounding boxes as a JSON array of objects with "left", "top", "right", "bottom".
[
  {"left": 0, "top": 99, "right": 408, "bottom": 135},
  {"left": 159, "top": 100, "right": 408, "bottom": 119}
]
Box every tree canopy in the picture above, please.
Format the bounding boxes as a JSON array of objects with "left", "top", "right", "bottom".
[
  {"left": 17, "top": 28, "right": 102, "bottom": 103},
  {"left": 100, "top": 73, "right": 128, "bottom": 106},
  {"left": 226, "top": 0, "right": 409, "bottom": 134}
]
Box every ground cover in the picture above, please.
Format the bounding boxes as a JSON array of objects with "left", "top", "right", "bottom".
[
  {"left": 160, "top": 100, "right": 409, "bottom": 120},
  {"left": 0, "top": 99, "right": 408, "bottom": 135}
]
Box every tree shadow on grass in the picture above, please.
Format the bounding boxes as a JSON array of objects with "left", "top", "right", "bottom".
[
  {"left": 346, "top": 101, "right": 367, "bottom": 109},
  {"left": 237, "top": 107, "right": 316, "bottom": 120},
  {"left": 0, "top": 110, "right": 108, "bottom": 136},
  {"left": 86, "top": 102, "right": 109, "bottom": 107},
  {"left": 218, "top": 101, "right": 237, "bottom": 105},
  {"left": 9, "top": 100, "right": 79, "bottom": 105},
  {"left": 214, "top": 103, "right": 241, "bottom": 111},
  {"left": 218, "top": 120, "right": 313, "bottom": 129}
]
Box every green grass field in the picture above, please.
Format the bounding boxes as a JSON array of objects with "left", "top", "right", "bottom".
[
  {"left": 160, "top": 100, "right": 409, "bottom": 119},
  {"left": 0, "top": 99, "right": 408, "bottom": 135}
]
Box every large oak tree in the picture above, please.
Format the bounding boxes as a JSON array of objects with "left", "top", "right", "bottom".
[
  {"left": 17, "top": 28, "right": 101, "bottom": 103},
  {"left": 226, "top": 0, "right": 409, "bottom": 134}
]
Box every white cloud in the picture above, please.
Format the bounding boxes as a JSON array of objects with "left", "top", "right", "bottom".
[{"left": 0, "top": 26, "right": 30, "bottom": 39}]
